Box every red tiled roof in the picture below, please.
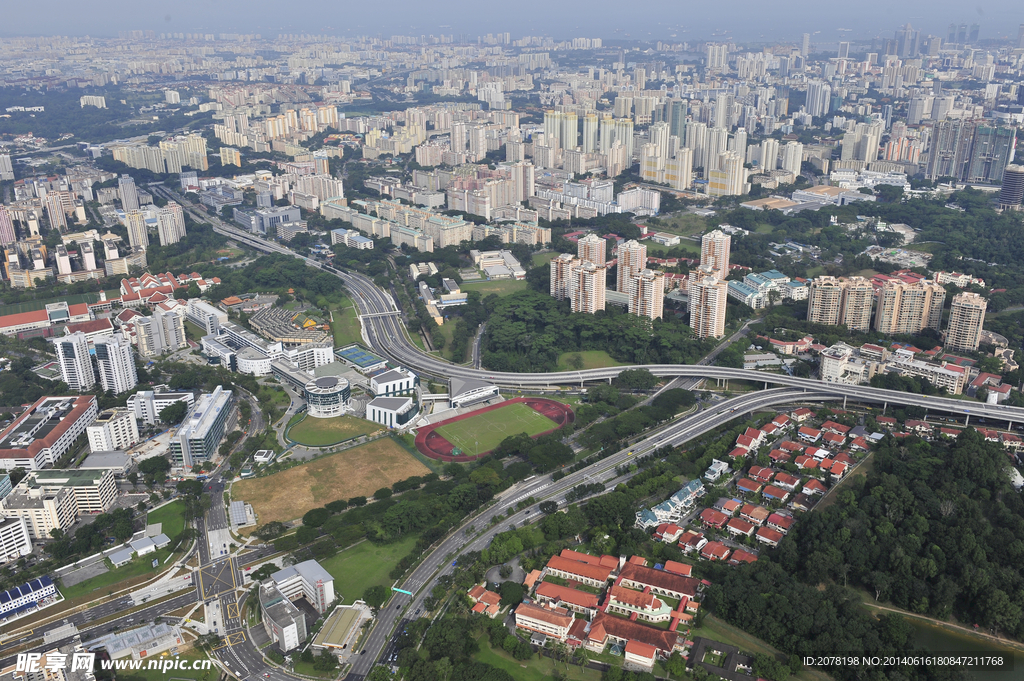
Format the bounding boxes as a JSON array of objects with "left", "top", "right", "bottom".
[
  {"left": 609, "top": 585, "right": 660, "bottom": 610},
  {"left": 547, "top": 555, "right": 614, "bottom": 582},
  {"left": 726, "top": 518, "right": 755, "bottom": 535},
  {"left": 588, "top": 613, "right": 679, "bottom": 654},
  {"left": 535, "top": 582, "right": 599, "bottom": 609},
  {"left": 624, "top": 640, "right": 658, "bottom": 660},
  {"left": 618, "top": 562, "right": 698, "bottom": 597},
  {"left": 515, "top": 601, "right": 573, "bottom": 628},
  {"left": 700, "top": 541, "right": 731, "bottom": 561},
  {"left": 728, "top": 549, "right": 758, "bottom": 565},
  {"left": 762, "top": 485, "right": 788, "bottom": 499},
  {"left": 736, "top": 478, "right": 762, "bottom": 493},
  {"left": 699, "top": 508, "right": 729, "bottom": 528},
  {"left": 64, "top": 318, "right": 114, "bottom": 335},
  {"left": 802, "top": 479, "right": 827, "bottom": 495},
  {"left": 767, "top": 513, "right": 795, "bottom": 531},
  {"left": 756, "top": 527, "right": 784, "bottom": 545},
  {"left": 662, "top": 561, "right": 692, "bottom": 577},
  {"left": 0, "top": 395, "right": 97, "bottom": 460}
]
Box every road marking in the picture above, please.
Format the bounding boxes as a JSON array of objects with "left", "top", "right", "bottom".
[{"left": 226, "top": 603, "right": 240, "bottom": 619}]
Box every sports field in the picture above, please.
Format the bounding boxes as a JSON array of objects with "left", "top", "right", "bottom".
[
  {"left": 434, "top": 402, "right": 558, "bottom": 456},
  {"left": 233, "top": 438, "right": 429, "bottom": 524}
]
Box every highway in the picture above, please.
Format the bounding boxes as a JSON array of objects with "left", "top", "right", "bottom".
[{"left": 183, "top": 214, "right": 1024, "bottom": 426}]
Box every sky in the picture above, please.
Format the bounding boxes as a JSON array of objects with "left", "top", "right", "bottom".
[{"left": 6, "top": 1, "right": 1022, "bottom": 43}]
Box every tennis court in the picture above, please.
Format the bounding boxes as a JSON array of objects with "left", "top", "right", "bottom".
[
  {"left": 335, "top": 344, "right": 385, "bottom": 369},
  {"left": 0, "top": 292, "right": 102, "bottom": 315}
]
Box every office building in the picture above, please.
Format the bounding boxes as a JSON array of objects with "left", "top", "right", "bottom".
[
  {"left": 118, "top": 175, "right": 140, "bottom": 211},
  {"left": 617, "top": 240, "right": 647, "bottom": 294},
  {"left": 0, "top": 485, "right": 76, "bottom": 539},
  {"left": 94, "top": 334, "right": 138, "bottom": 395},
  {"left": 260, "top": 583, "right": 306, "bottom": 652},
  {"left": 127, "top": 388, "right": 195, "bottom": 425},
  {"left": 86, "top": 409, "right": 140, "bottom": 453},
  {"left": 186, "top": 299, "right": 228, "bottom": 335},
  {"left": 569, "top": 261, "right": 607, "bottom": 314},
  {"left": 0, "top": 516, "right": 32, "bottom": 564},
  {"left": 11, "top": 468, "right": 117, "bottom": 518},
  {"left": 0, "top": 396, "right": 98, "bottom": 471},
  {"left": 270, "top": 560, "right": 336, "bottom": 614},
  {"left": 366, "top": 396, "right": 418, "bottom": 429},
  {"left": 125, "top": 209, "right": 149, "bottom": 250},
  {"left": 874, "top": 280, "right": 945, "bottom": 335},
  {"left": 0, "top": 205, "right": 15, "bottom": 244},
  {"left": 999, "top": 164, "right": 1024, "bottom": 210},
  {"left": 304, "top": 377, "right": 351, "bottom": 418},
  {"left": 689, "top": 274, "right": 728, "bottom": 339},
  {"left": 136, "top": 309, "right": 186, "bottom": 357},
  {"left": 577, "top": 233, "right": 606, "bottom": 266},
  {"left": 0, "top": 153, "right": 14, "bottom": 181},
  {"left": 157, "top": 202, "right": 187, "bottom": 245},
  {"left": 700, "top": 230, "right": 731, "bottom": 273},
  {"left": 945, "top": 292, "right": 987, "bottom": 352},
  {"left": 806, "top": 276, "right": 873, "bottom": 331},
  {"left": 50, "top": 332, "right": 96, "bottom": 391},
  {"left": 629, "top": 269, "right": 665, "bottom": 320},
  {"left": 550, "top": 253, "right": 579, "bottom": 301},
  {"left": 170, "top": 386, "right": 233, "bottom": 468}
]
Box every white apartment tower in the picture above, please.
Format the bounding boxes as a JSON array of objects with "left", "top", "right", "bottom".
[
  {"left": 550, "top": 253, "right": 580, "bottom": 301},
  {"left": 118, "top": 175, "right": 140, "bottom": 211},
  {"left": 93, "top": 334, "right": 138, "bottom": 395},
  {"left": 689, "top": 274, "right": 729, "bottom": 339},
  {"left": 569, "top": 261, "right": 607, "bottom": 314},
  {"left": 700, "top": 230, "right": 731, "bottom": 273},
  {"left": 577, "top": 233, "right": 607, "bottom": 266},
  {"left": 616, "top": 240, "right": 647, "bottom": 294},
  {"left": 945, "top": 292, "right": 988, "bottom": 352},
  {"left": 629, "top": 269, "right": 665, "bottom": 320},
  {"left": 157, "top": 202, "right": 187, "bottom": 246},
  {"left": 781, "top": 142, "right": 803, "bottom": 175},
  {"left": 86, "top": 408, "right": 140, "bottom": 453},
  {"left": 125, "top": 209, "right": 149, "bottom": 250},
  {"left": 51, "top": 332, "right": 96, "bottom": 391},
  {"left": 136, "top": 309, "right": 187, "bottom": 357}
]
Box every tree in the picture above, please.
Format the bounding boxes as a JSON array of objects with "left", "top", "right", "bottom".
[
  {"left": 498, "top": 580, "right": 524, "bottom": 606},
  {"left": 364, "top": 584, "right": 389, "bottom": 610},
  {"left": 539, "top": 500, "right": 559, "bottom": 514},
  {"left": 159, "top": 401, "right": 189, "bottom": 425},
  {"left": 373, "top": 487, "right": 393, "bottom": 500},
  {"left": 302, "top": 507, "right": 331, "bottom": 527},
  {"left": 127, "top": 471, "right": 139, "bottom": 487},
  {"left": 186, "top": 282, "right": 202, "bottom": 299}
]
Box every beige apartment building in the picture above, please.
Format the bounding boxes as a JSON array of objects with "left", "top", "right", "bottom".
[
  {"left": 689, "top": 274, "right": 729, "bottom": 339},
  {"left": 874, "top": 280, "right": 945, "bottom": 335},
  {"left": 945, "top": 292, "right": 988, "bottom": 352},
  {"left": 617, "top": 240, "right": 647, "bottom": 293},
  {"left": 569, "top": 261, "right": 607, "bottom": 314},
  {"left": 700, "top": 230, "right": 731, "bottom": 272},
  {"left": 549, "top": 253, "right": 579, "bottom": 301},
  {"left": 629, "top": 269, "right": 665, "bottom": 320},
  {"left": 807, "top": 276, "right": 873, "bottom": 331},
  {"left": 577, "top": 233, "right": 607, "bottom": 266}
]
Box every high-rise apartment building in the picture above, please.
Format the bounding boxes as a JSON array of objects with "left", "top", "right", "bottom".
[
  {"left": 616, "top": 240, "right": 647, "bottom": 294},
  {"left": 136, "top": 309, "right": 187, "bottom": 357},
  {"left": 629, "top": 269, "right": 665, "bottom": 320},
  {"left": 157, "top": 201, "right": 187, "bottom": 245},
  {"left": 550, "top": 253, "right": 580, "bottom": 301},
  {"left": 874, "top": 281, "right": 945, "bottom": 335},
  {"left": 689, "top": 274, "right": 728, "bottom": 339},
  {"left": 945, "top": 292, "right": 987, "bottom": 352},
  {"left": 577, "top": 233, "right": 606, "bottom": 266},
  {"left": 707, "top": 151, "right": 747, "bottom": 197},
  {"left": 760, "top": 138, "right": 779, "bottom": 171},
  {"left": 93, "top": 334, "right": 138, "bottom": 395},
  {"left": 801, "top": 33, "right": 810, "bottom": 57},
  {"left": 125, "top": 209, "right": 149, "bottom": 250},
  {"left": 1000, "top": 164, "right": 1024, "bottom": 210},
  {"left": 118, "top": 175, "right": 140, "bottom": 211},
  {"left": 700, "top": 230, "right": 731, "bottom": 274},
  {"left": 807, "top": 276, "right": 874, "bottom": 331},
  {"left": 0, "top": 206, "right": 15, "bottom": 244},
  {"left": 805, "top": 81, "right": 832, "bottom": 118},
  {"left": 0, "top": 153, "right": 14, "bottom": 181},
  {"left": 50, "top": 332, "right": 96, "bottom": 391},
  {"left": 569, "top": 261, "right": 607, "bottom": 314},
  {"left": 781, "top": 141, "right": 803, "bottom": 175},
  {"left": 927, "top": 121, "right": 1017, "bottom": 184}
]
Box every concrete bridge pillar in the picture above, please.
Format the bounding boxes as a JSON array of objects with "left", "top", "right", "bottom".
[
  {"left": 965, "top": 414, "right": 970, "bottom": 426},
  {"left": 843, "top": 396, "right": 847, "bottom": 410}
]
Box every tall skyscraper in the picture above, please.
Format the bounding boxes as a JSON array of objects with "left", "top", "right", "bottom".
[
  {"left": 927, "top": 121, "right": 1017, "bottom": 184},
  {"left": 807, "top": 277, "right": 873, "bottom": 331},
  {"left": 582, "top": 113, "right": 598, "bottom": 153},
  {"left": 137, "top": 309, "right": 187, "bottom": 357},
  {"left": 550, "top": 253, "right": 579, "bottom": 301},
  {"left": 157, "top": 202, "right": 187, "bottom": 246},
  {"left": 801, "top": 33, "right": 810, "bottom": 57},
  {"left": 93, "top": 334, "right": 138, "bottom": 395},
  {"left": 668, "top": 99, "right": 687, "bottom": 139},
  {"left": 0, "top": 154, "right": 14, "bottom": 181},
  {"left": 44, "top": 192, "right": 68, "bottom": 232},
  {"left": 616, "top": 240, "right": 647, "bottom": 294},
  {"left": 51, "top": 332, "right": 96, "bottom": 391},
  {"left": 689, "top": 274, "right": 728, "bottom": 339},
  {"left": 569, "top": 261, "right": 607, "bottom": 314},
  {"left": 781, "top": 141, "right": 803, "bottom": 175},
  {"left": 706, "top": 44, "right": 728, "bottom": 71},
  {"left": 629, "top": 269, "right": 665, "bottom": 320},
  {"left": 700, "top": 230, "right": 731, "bottom": 273},
  {"left": 0, "top": 205, "right": 16, "bottom": 244},
  {"left": 577, "top": 233, "right": 607, "bottom": 266},
  {"left": 999, "top": 164, "right": 1024, "bottom": 210},
  {"left": 805, "top": 81, "right": 832, "bottom": 118},
  {"left": 118, "top": 175, "right": 140, "bottom": 211},
  {"left": 125, "top": 209, "right": 149, "bottom": 250},
  {"left": 707, "top": 151, "right": 746, "bottom": 197},
  {"left": 760, "top": 138, "right": 780, "bottom": 170},
  {"left": 873, "top": 281, "right": 946, "bottom": 335},
  {"left": 945, "top": 292, "right": 988, "bottom": 352}
]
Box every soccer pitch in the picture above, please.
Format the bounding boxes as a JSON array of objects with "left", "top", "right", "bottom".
[{"left": 434, "top": 403, "right": 558, "bottom": 456}]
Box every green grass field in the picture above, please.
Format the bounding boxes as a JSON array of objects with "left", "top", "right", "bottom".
[
  {"left": 556, "top": 350, "right": 626, "bottom": 371},
  {"left": 288, "top": 413, "right": 379, "bottom": 446},
  {"left": 147, "top": 500, "right": 186, "bottom": 541},
  {"left": 319, "top": 534, "right": 420, "bottom": 603},
  {"left": 532, "top": 252, "right": 559, "bottom": 268},
  {"left": 435, "top": 402, "right": 559, "bottom": 456},
  {"left": 460, "top": 279, "right": 527, "bottom": 297},
  {"left": 473, "top": 634, "right": 602, "bottom": 681},
  {"left": 331, "top": 297, "right": 364, "bottom": 348},
  {"left": 119, "top": 649, "right": 215, "bottom": 681},
  {"left": 60, "top": 547, "right": 177, "bottom": 600}
]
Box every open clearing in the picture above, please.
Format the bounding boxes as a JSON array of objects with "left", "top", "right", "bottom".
[
  {"left": 434, "top": 402, "right": 557, "bottom": 456},
  {"left": 288, "top": 413, "right": 379, "bottom": 446},
  {"left": 330, "top": 296, "right": 364, "bottom": 348},
  {"left": 319, "top": 534, "right": 419, "bottom": 602},
  {"left": 556, "top": 350, "right": 626, "bottom": 371},
  {"left": 460, "top": 279, "right": 527, "bottom": 297},
  {"left": 233, "top": 438, "right": 429, "bottom": 524}
]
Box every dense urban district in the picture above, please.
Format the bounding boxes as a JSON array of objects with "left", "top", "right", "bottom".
[{"left": 2, "top": 19, "right": 1024, "bottom": 681}]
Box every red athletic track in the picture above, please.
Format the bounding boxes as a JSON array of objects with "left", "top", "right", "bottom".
[{"left": 414, "top": 397, "right": 575, "bottom": 462}]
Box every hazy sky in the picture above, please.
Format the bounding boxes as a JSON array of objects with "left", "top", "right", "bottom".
[{"left": 6, "top": 1, "right": 1022, "bottom": 43}]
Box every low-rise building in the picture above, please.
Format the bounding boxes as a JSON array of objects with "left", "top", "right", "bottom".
[
  {"left": 366, "top": 397, "right": 418, "bottom": 429},
  {"left": 0, "top": 396, "right": 98, "bottom": 471},
  {"left": 514, "top": 601, "right": 573, "bottom": 641},
  {"left": 86, "top": 409, "right": 140, "bottom": 454}
]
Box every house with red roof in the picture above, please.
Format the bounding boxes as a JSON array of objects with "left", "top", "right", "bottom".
[
  {"left": 653, "top": 523, "right": 685, "bottom": 543},
  {"left": 713, "top": 498, "right": 742, "bottom": 515},
  {"left": 820, "top": 421, "right": 851, "bottom": 435},
  {"left": 798, "top": 427, "right": 822, "bottom": 443},
  {"left": 699, "top": 508, "right": 729, "bottom": 529},
  {"left": 822, "top": 432, "right": 846, "bottom": 447},
  {"left": 939, "top": 427, "right": 962, "bottom": 439},
  {"left": 762, "top": 485, "right": 789, "bottom": 502},
  {"left": 736, "top": 478, "right": 763, "bottom": 495},
  {"left": 739, "top": 504, "right": 769, "bottom": 526},
  {"left": 794, "top": 455, "right": 818, "bottom": 470},
  {"left": 850, "top": 437, "right": 870, "bottom": 451},
  {"left": 743, "top": 427, "right": 765, "bottom": 445},
  {"left": 726, "top": 518, "right": 755, "bottom": 537},
  {"left": 768, "top": 449, "right": 791, "bottom": 463},
  {"left": 727, "top": 549, "right": 758, "bottom": 565},
  {"left": 748, "top": 465, "right": 774, "bottom": 484},
  {"left": 772, "top": 414, "right": 791, "bottom": 428},
  {"left": 545, "top": 555, "right": 614, "bottom": 587},
  {"left": 727, "top": 447, "right": 749, "bottom": 459},
  {"left": 876, "top": 416, "right": 897, "bottom": 427},
  {"left": 535, "top": 582, "right": 599, "bottom": 617},
  {"left": 791, "top": 408, "right": 814, "bottom": 422},
  {"left": 756, "top": 527, "right": 784, "bottom": 547},
  {"left": 773, "top": 472, "right": 800, "bottom": 491},
  {"left": 905, "top": 420, "right": 934, "bottom": 435},
  {"left": 623, "top": 640, "right": 658, "bottom": 672},
  {"left": 467, "top": 584, "right": 502, "bottom": 618},
  {"left": 828, "top": 462, "right": 848, "bottom": 481},
  {"left": 700, "top": 541, "right": 731, "bottom": 561},
  {"left": 767, "top": 513, "right": 795, "bottom": 534},
  {"left": 759, "top": 423, "right": 779, "bottom": 437},
  {"left": 779, "top": 440, "right": 804, "bottom": 453},
  {"left": 678, "top": 530, "right": 708, "bottom": 554},
  {"left": 662, "top": 561, "right": 693, "bottom": 578},
  {"left": 735, "top": 435, "right": 757, "bottom": 450}
]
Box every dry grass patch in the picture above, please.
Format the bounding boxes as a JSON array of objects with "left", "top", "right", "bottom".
[{"left": 233, "top": 438, "right": 429, "bottom": 524}]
